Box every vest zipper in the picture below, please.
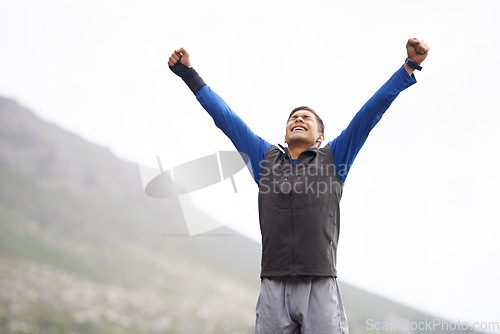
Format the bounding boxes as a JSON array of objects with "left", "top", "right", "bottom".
[{"left": 289, "top": 177, "right": 296, "bottom": 276}]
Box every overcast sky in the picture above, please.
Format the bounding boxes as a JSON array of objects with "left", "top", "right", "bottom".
[{"left": 1, "top": 0, "right": 500, "bottom": 329}]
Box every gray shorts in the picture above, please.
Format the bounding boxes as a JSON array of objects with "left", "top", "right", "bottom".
[{"left": 255, "top": 276, "right": 349, "bottom": 334}]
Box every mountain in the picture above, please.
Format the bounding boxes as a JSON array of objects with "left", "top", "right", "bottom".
[{"left": 0, "top": 96, "right": 479, "bottom": 334}]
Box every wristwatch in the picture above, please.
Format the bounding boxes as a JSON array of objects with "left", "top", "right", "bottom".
[{"left": 405, "top": 58, "right": 422, "bottom": 71}]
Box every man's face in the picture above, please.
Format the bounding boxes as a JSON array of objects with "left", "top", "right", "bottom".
[{"left": 284, "top": 110, "right": 322, "bottom": 146}]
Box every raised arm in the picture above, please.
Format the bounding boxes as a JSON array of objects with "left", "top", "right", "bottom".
[
  {"left": 329, "top": 38, "right": 429, "bottom": 183},
  {"left": 168, "top": 48, "right": 272, "bottom": 183}
]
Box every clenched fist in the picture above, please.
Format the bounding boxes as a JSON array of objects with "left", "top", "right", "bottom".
[
  {"left": 168, "top": 47, "right": 191, "bottom": 68},
  {"left": 406, "top": 38, "right": 429, "bottom": 64},
  {"left": 168, "top": 47, "right": 205, "bottom": 93}
]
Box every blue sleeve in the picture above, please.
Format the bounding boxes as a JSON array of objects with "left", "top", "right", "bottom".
[
  {"left": 196, "top": 85, "right": 272, "bottom": 183},
  {"left": 328, "top": 65, "right": 417, "bottom": 183}
]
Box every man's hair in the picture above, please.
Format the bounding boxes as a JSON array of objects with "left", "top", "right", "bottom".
[{"left": 288, "top": 106, "right": 325, "bottom": 134}]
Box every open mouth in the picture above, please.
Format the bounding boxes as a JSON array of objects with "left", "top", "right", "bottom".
[{"left": 291, "top": 125, "right": 307, "bottom": 132}]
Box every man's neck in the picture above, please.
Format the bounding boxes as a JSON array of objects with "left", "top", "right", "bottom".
[{"left": 288, "top": 142, "right": 317, "bottom": 159}]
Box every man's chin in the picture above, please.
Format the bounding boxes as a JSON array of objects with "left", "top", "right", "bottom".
[{"left": 287, "top": 136, "right": 312, "bottom": 146}]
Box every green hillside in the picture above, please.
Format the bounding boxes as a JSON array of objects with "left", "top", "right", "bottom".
[{"left": 0, "top": 96, "right": 479, "bottom": 333}]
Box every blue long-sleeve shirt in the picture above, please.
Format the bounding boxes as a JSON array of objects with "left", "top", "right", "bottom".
[{"left": 196, "top": 65, "right": 416, "bottom": 184}]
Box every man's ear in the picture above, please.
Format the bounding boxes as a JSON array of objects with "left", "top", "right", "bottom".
[{"left": 316, "top": 133, "right": 325, "bottom": 143}]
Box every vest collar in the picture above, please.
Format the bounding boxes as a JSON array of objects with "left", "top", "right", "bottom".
[{"left": 278, "top": 144, "right": 319, "bottom": 160}]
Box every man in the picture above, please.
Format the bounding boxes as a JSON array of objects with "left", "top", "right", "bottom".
[{"left": 168, "top": 38, "right": 429, "bottom": 334}]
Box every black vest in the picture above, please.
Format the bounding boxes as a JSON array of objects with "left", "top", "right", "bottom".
[{"left": 258, "top": 145, "right": 343, "bottom": 277}]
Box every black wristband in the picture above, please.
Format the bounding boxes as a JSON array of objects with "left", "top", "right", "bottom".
[
  {"left": 405, "top": 58, "right": 422, "bottom": 71},
  {"left": 169, "top": 61, "right": 206, "bottom": 94}
]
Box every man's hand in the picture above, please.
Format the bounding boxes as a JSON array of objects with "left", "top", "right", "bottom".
[
  {"left": 168, "top": 47, "right": 205, "bottom": 94},
  {"left": 406, "top": 38, "right": 429, "bottom": 64},
  {"left": 168, "top": 47, "right": 191, "bottom": 68}
]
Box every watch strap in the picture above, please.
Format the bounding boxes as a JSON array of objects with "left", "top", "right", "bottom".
[{"left": 405, "top": 58, "right": 422, "bottom": 71}]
